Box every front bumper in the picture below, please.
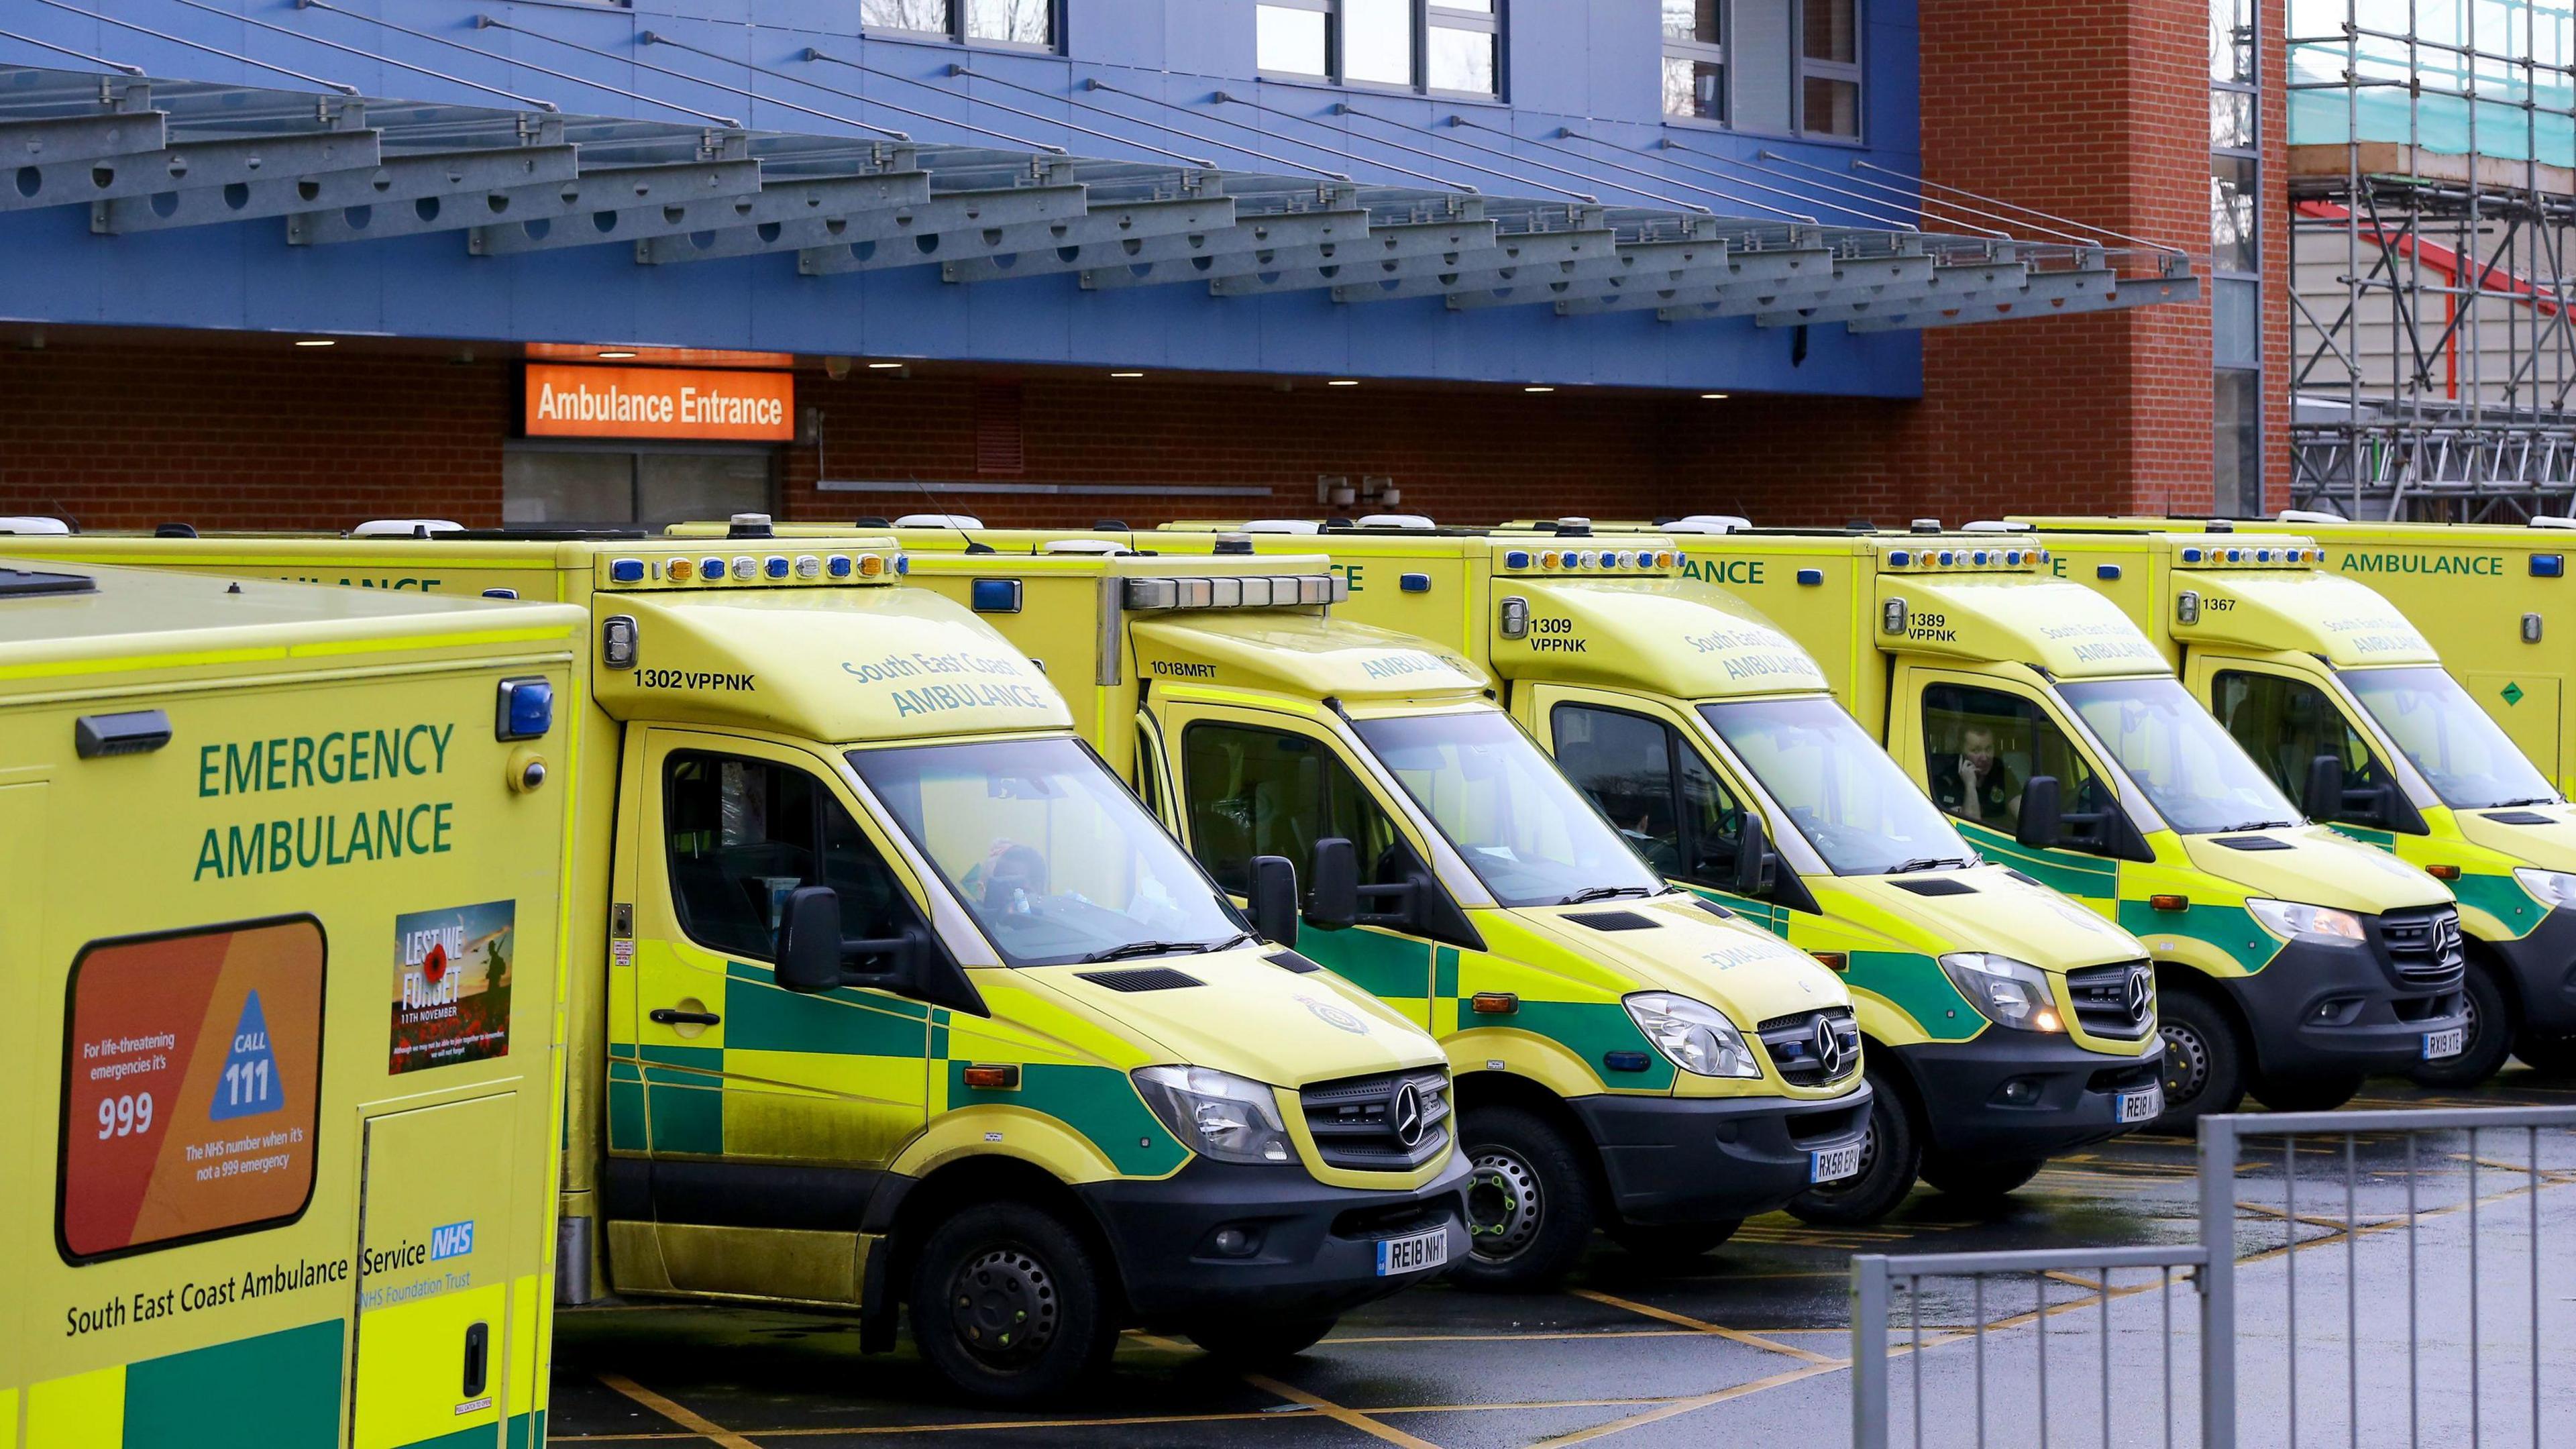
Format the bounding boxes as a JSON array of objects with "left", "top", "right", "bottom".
[
  {"left": 1076, "top": 1153, "right": 1469, "bottom": 1327},
  {"left": 2481, "top": 906, "right": 2576, "bottom": 1035},
  {"left": 1894, "top": 1035, "right": 2164, "bottom": 1159},
  {"left": 2224, "top": 935, "right": 2467, "bottom": 1078},
  {"left": 1568, "top": 1084, "right": 1872, "bottom": 1227}
]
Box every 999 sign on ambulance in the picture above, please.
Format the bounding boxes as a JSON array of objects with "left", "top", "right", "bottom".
[{"left": 0, "top": 559, "right": 584, "bottom": 1449}]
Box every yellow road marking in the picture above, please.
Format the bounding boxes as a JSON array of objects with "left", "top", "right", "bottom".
[
  {"left": 1244, "top": 1375, "right": 1444, "bottom": 1449},
  {"left": 596, "top": 1373, "right": 763, "bottom": 1449},
  {"left": 1530, "top": 1360, "right": 1851, "bottom": 1446},
  {"left": 1569, "top": 1288, "right": 1839, "bottom": 1364}
]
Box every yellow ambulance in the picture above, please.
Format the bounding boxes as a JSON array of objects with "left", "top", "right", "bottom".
[
  {"left": 1482, "top": 520, "right": 2469, "bottom": 1119},
  {"left": 2015, "top": 515, "right": 2576, "bottom": 1078},
  {"left": 0, "top": 527, "right": 1466, "bottom": 1402},
  {"left": 1101, "top": 522, "right": 2163, "bottom": 1221},
  {"left": 0, "top": 558, "right": 582, "bottom": 1449},
  {"left": 863, "top": 540, "right": 1874, "bottom": 1286}
]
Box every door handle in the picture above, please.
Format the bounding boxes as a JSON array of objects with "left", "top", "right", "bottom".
[
  {"left": 461, "top": 1320, "right": 489, "bottom": 1399},
  {"left": 649, "top": 1008, "right": 721, "bottom": 1026}
]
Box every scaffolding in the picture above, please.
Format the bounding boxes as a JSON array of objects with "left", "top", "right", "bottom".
[{"left": 2287, "top": 0, "right": 2576, "bottom": 520}]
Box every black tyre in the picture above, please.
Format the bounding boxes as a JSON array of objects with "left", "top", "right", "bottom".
[
  {"left": 1603, "top": 1218, "right": 1741, "bottom": 1259},
  {"left": 1787, "top": 1066, "right": 1917, "bottom": 1226},
  {"left": 2151, "top": 983, "right": 2247, "bottom": 1130},
  {"left": 2411, "top": 957, "right": 2513, "bottom": 1087},
  {"left": 908, "top": 1201, "right": 1117, "bottom": 1404},
  {"left": 2250, "top": 1071, "right": 2364, "bottom": 1114},
  {"left": 1187, "top": 1317, "right": 1336, "bottom": 1365},
  {"left": 1918, "top": 1153, "right": 2046, "bottom": 1202},
  {"left": 1451, "top": 1105, "right": 1597, "bottom": 1291},
  {"left": 2514, "top": 1029, "right": 2576, "bottom": 1077}
]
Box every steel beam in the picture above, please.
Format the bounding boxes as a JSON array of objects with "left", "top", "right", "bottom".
[
  {"left": 1841, "top": 269, "right": 2192, "bottom": 331},
  {"left": 1333, "top": 228, "right": 1623, "bottom": 305},
  {"left": 474, "top": 162, "right": 829, "bottom": 254},
  {"left": 0, "top": 129, "right": 378, "bottom": 217},
  {"left": 951, "top": 204, "right": 1353, "bottom": 284},
  {"left": 1655, "top": 254, "right": 1937, "bottom": 321},
  {"left": 99, "top": 144, "right": 578, "bottom": 235},
  {"left": 798, "top": 191, "right": 1226, "bottom": 275},
  {"left": 1191, "top": 217, "right": 1503, "bottom": 297},
  {"left": 1754, "top": 259, "right": 2029, "bottom": 327},
  {"left": 291, "top": 158, "right": 761, "bottom": 246},
  {"left": 1550, "top": 247, "right": 1837, "bottom": 315},
  {"left": 637, "top": 172, "right": 1056, "bottom": 264},
  {"left": 1081, "top": 211, "right": 1468, "bottom": 290},
  {"left": 614, "top": 172, "right": 939, "bottom": 263},
  {"left": 0, "top": 110, "right": 169, "bottom": 177}
]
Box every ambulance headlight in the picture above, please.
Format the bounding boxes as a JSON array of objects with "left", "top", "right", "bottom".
[
  {"left": 1939, "top": 953, "right": 2063, "bottom": 1032},
  {"left": 2245, "top": 898, "right": 2366, "bottom": 942},
  {"left": 2514, "top": 867, "right": 2576, "bottom": 910},
  {"left": 1622, "top": 992, "right": 1761, "bottom": 1078},
  {"left": 1132, "top": 1065, "right": 1294, "bottom": 1165},
  {"left": 496, "top": 677, "right": 554, "bottom": 741}
]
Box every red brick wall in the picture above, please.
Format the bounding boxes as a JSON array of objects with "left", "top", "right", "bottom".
[{"left": 0, "top": 346, "right": 508, "bottom": 531}]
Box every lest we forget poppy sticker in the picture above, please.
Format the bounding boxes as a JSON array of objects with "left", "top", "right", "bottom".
[{"left": 390, "top": 900, "right": 515, "bottom": 1075}]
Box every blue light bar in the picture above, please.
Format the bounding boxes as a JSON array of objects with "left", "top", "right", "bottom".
[
  {"left": 496, "top": 677, "right": 553, "bottom": 741},
  {"left": 970, "top": 578, "right": 1023, "bottom": 613}
]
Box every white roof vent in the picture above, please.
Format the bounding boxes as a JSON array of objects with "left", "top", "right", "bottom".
[
  {"left": 351, "top": 519, "right": 465, "bottom": 538},
  {"left": 1962, "top": 520, "right": 2033, "bottom": 533},
  {"left": 1358, "top": 513, "right": 1437, "bottom": 530},
  {"left": 0, "top": 516, "right": 72, "bottom": 535},
  {"left": 896, "top": 513, "right": 985, "bottom": 529},
  {"left": 1040, "top": 539, "right": 1128, "bottom": 555},
  {"left": 2530, "top": 516, "right": 2576, "bottom": 530},
  {"left": 1674, "top": 514, "right": 1751, "bottom": 533},
  {"left": 1242, "top": 519, "right": 1324, "bottom": 534},
  {"left": 2275, "top": 508, "right": 2348, "bottom": 525}
]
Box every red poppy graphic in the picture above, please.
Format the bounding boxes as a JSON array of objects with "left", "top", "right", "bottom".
[{"left": 421, "top": 942, "right": 449, "bottom": 985}]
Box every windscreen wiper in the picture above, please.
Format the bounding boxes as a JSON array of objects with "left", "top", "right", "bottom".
[
  {"left": 2219, "top": 820, "right": 2298, "bottom": 833},
  {"left": 1562, "top": 884, "right": 1654, "bottom": 905},
  {"left": 1888, "top": 856, "right": 1975, "bottom": 874},
  {"left": 1079, "top": 940, "right": 1205, "bottom": 963}
]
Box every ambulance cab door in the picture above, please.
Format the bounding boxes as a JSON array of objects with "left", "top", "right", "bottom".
[
  {"left": 1132, "top": 710, "right": 1181, "bottom": 834},
  {"left": 1898, "top": 667, "right": 2129, "bottom": 916},
  {"left": 621, "top": 729, "right": 933, "bottom": 1295},
  {"left": 2195, "top": 659, "right": 2415, "bottom": 837},
  {"left": 1529, "top": 686, "right": 1790, "bottom": 931},
  {"left": 1156, "top": 700, "right": 1442, "bottom": 1029}
]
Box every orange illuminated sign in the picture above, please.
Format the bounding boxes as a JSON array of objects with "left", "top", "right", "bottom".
[
  {"left": 523, "top": 364, "right": 794, "bottom": 441},
  {"left": 524, "top": 343, "right": 796, "bottom": 369}
]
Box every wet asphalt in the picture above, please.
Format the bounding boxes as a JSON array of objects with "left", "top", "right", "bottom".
[{"left": 550, "top": 1070, "right": 2576, "bottom": 1448}]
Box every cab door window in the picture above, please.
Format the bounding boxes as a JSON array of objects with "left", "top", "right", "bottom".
[
  {"left": 663, "top": 751, "right": 919, "bottom": 967},
  {"left": 1922, "top": 684, "right": 2111, "bottom": 847},
  {"left": 2210, "top": 670, "right": 2391, "bottom": 819},
  {"left": 1180, "top": 722, "right": 1414, "bottom": 904},
  {"left": 1549, "top": 703, "right": 1743, "bottom": 884}
]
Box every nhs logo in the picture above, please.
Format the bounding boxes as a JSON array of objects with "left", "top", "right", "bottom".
[{"left": 429, "top": 1221, "right": 476, "bottom": 1260}]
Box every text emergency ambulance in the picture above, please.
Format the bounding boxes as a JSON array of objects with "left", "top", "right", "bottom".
[
  {"left": 0, "top": 559, "right": 582, "bottom": 1449},
  {"left": 1494, "top": 520, "right": 2469, "bottom": 1121},
  {"left": 0, "top": 527, "right": 1467, "bottom": 1403},
  {"left": 1117, "top": 521, "right": 2164, "bottom": 1220},
  {"left": 875, "top": 541, "right": 1874, "bottom": 1285},
  {"left": 2012, "top": 515, "right": 2576, "bottom": 1077}
]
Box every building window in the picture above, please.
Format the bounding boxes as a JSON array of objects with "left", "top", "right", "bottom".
[
  {"left": 861, "top": 0, "right": 1053, "bottom": 49},
  {"left": 503, "top": 445, "right": 775, "bottom": 527},
  {"left": 2210, "top": 0, "right": 2260, "bottom": 512},
  {"left": 1256, "top": 0, "right": 1503, "bottom": 98},
  {"left": 1662, "top": 0, "right": 1861, "bottom": 140}
]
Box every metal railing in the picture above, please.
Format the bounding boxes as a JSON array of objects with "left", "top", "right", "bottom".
[{"left": 1853, "top": 1104, "right": 2576, "bottom": 1448}]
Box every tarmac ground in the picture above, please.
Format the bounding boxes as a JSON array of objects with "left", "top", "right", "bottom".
[{"left": 551, "top": 1069, "right": 2576, "bottom": 1449}]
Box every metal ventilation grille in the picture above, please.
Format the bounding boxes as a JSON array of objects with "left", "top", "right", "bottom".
[
  {"left": 1890, "top": 877, "right": 1977, "bottom": 896},
  {"left": 2377, "top": 908, "right": 2465, "bottom": 985},
  {"left": 1299, "top": 1069, "right": 1451, "bottom": 1171},
  {"left": 2065, "top": 960, "right": 2157, "bottom": 1039},
  {"left": 1071, "top": 966, "right": 1205, "bottom": 992},
  {"left": 1756, "top": 1007, "right": 1861, "bottom": 1085},
  {"left": 1564, "top": 910, "right": 1660, "bottom": 931}
]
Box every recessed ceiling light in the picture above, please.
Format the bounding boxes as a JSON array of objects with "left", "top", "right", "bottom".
[
  {"left": 596, "top": 350, "right": 638, "bottom": 360},
  {"left": 1701, "top": 392, "right": 1729, "bottom": 399},
  {"left": 1110, "top": 371, "right": 1145, "bottom": 379},
  {"left": 1523, "top": 385, "right": 1554, "bottom": 393},
  {"left": 867, "top": 361, "right": 906, "bottom": 370},
  {"left": 1328, "top": 379, "right": 1360, "bottom": 387},
  {"left": 294, "top": 338, "right": 337, "bottom": 347}
]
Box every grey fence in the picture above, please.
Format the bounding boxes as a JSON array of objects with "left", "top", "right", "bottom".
[{"left": 1851, "top": 1105, "right": 2576, "bottom": 1448}]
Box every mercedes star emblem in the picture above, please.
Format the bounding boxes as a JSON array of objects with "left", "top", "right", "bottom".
[
  {"left": 2125, "top": 966, "right": 2153, "bottom": 1026},
  {"left": 1813, "top": 1017, "right": 1847, "bottom": 1078},
  {"left": 1390, "top": 1083, "right": 1426, "bottom": 1148}
]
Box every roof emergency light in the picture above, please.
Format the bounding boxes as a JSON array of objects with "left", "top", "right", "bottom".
[{"left": 1120, "top": 574, "right": 1347, "bottom": 610}]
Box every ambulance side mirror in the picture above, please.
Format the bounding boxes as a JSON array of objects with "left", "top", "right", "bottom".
[
  {"left": 1248, "top": 855, "right": 1300, "bottom": 949},
  {"left": 1732, "top": 812, "right": 1776, "bottom": 896},
  {"left": 1307, "top": 838, "right": 1360, "bottom": 929},
  {"left": 774, "top": 885, "right": 930, "bottom": 996},
  {"left": 2017, "top": 775, "right": 2064, "bottom": 850},
  {"left": 2304, "top": 754, "right": 2346, "bottom": 824}
]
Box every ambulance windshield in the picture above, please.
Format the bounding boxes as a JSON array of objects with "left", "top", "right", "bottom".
[
  {"left": 1353, "top": 710, "right": 1667, "bottom": 908},
  {"left": 851, "top": 738, "right": 1250, "bottom": 967},
  {"left": 2057, "top": 677, "right": 2302, "bottom": 833},
  {"left": 1699, "top": 697, "right": 1977, "bottom": 875},
  {"left": 2341, "top": 666, "right": 2560, "bottom": 810}
]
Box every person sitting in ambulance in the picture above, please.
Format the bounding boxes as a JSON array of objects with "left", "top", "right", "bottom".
[
  {"left": 964, "top": 841, "right": 1051, "bottom": 915},
  {"left": 1932, "top": 725, "right": 2023, "bottom": 825}
]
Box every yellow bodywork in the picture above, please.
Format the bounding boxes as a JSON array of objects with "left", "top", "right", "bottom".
[{"left": 0, "top": 559, "right": 583, "bottom": 1449}]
